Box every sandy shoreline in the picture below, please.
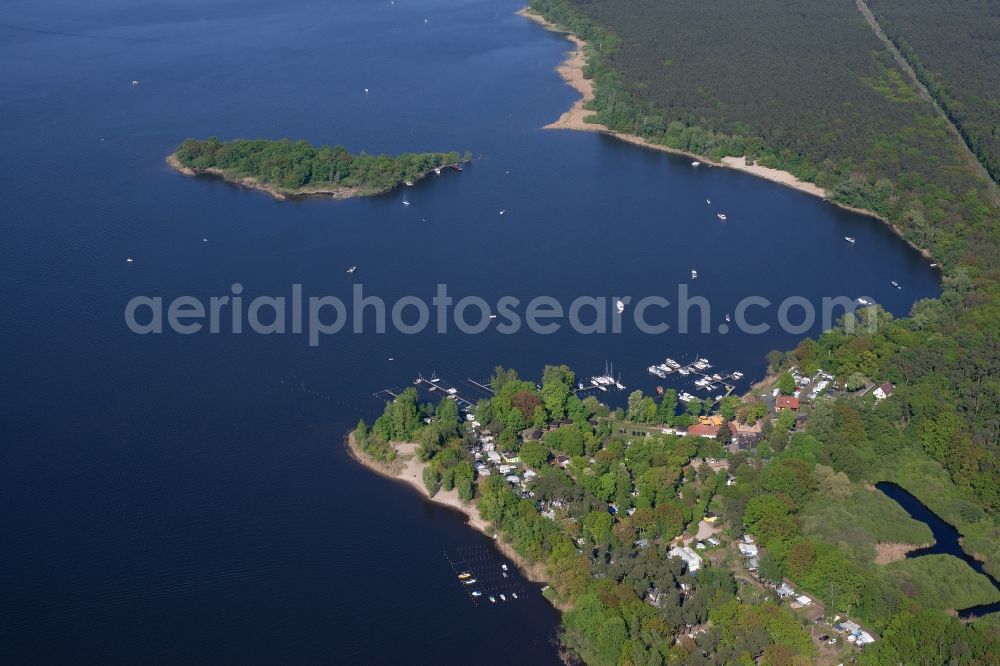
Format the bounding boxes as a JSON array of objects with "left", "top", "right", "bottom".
[
  {"left": 519, "top": 7, "right": 828, "bottom": 200},
  {"left": 345, "top": 432, "right": 552, "bottom": 586},
  {"left": 345, "top": 432, "right": 491, "bottom": 532},
  {"left": 518, "top": 7, "right": 943, "bottom": 263}
]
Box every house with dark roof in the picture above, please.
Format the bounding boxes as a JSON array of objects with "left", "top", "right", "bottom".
[{"left": 872, "top": 381, "right": 895, "bottom": 401}]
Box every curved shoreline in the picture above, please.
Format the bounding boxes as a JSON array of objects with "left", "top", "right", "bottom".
[
  {"left": 518, "top": 8, "right": 826, "bottom": 200},
  {"left": 519, "top": 7, "right": 936, "bottom": 261},
  {"left": 344, "top": 432, "right": 552, "bottom": 587}
]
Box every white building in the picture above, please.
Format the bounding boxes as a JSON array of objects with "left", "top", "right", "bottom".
[{"left": 668, "top": 545, "right": 703, "bottom": 573}]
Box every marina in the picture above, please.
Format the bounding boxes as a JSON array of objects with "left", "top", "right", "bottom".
[{"left": 646, "top": 356, "right": 740, "bottom": 403}]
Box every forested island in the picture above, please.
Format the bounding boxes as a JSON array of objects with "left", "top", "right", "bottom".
[{"left": 168, "top": 138, "right": 469, "bottom": 199}]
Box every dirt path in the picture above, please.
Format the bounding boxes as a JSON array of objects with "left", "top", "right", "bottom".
[{"left": 856, "top": 0, "right": 999, "bottom": 197}]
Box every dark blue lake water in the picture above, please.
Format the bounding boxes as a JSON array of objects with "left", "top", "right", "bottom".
[{"left": 0, "top": 0, "right": 940, "bottom": 662}]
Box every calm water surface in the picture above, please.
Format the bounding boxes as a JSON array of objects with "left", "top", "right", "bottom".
[{"left": 0, "top": 0, "right": 939, "bottom": 662}]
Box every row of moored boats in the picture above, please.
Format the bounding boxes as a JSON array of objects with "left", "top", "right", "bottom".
[{"left": 458, "top": 565, "right": 517, "bottom": 604}]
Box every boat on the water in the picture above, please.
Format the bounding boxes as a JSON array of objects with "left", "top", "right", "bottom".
[
  {"left": 616, "top": 299, "right": 625, "bottom": 314},
  {"left": 845, "top": 236, "right": 855, "bottom": 243},
  {"left": 463, "top": 578, "right": 477, "bottom": 585},
  {"left": 489, "top": 596, "right": 496, "bottom": 603},
  {"left": 511, "top": 592, "right": 518, "bottom": 599},
  {"left": 691, "top": 269, "right": 698, "bottom": 279},
  {"left": 471, "top": 590, "right": 482, "bottom": 597},
  {"left": 691, "top": 161, "right": 701, "bottom": 167},
  {"left": 500, "top": 594, "right": 507, "bottom": 602},
  {"left": 732, "top": 371, "right": 743, "bottom": 380},
  {"left": 891, "top": 280, "right": 900, "bottom": 288},
  {"left": 717, "top": 213, "right": 726, "bottom": 221},
  {"left": 857, "top": 297, "right": 872, "bottom": 305},
  {"left": 458, "top": 572, "right": 472, "bottom": 579},
  {"left": 346, "top": 266, "right": 357, "bottom": 273},
  {"left": 402, "top": 198, "right": 411, "bottom": 206}
]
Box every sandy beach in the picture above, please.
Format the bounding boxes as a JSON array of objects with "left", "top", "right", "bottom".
[
  {"left": 518, "top": 7, "right": 828, "bottom": 201},
  {"left": 346, "top": 433, "right": 491, "bottom": 532},
  {"left": 346, "top": 432, "right": 554, "bottom": 586}
]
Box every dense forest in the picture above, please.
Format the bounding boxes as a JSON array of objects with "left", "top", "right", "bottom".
[
  {"left": 173, "top": 138, "right": 465, "bottom": 194},
  {"left": 356, "top": 362, "right": 1000, "bottom": 664},
  {"left": 866, "top": 0, "right": 1000, "bottom": 183}
]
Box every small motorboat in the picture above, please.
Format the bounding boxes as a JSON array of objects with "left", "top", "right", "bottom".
[
  {"left": 857, "top": 297, "right": 872, "bottom": 306},
  {"left": 458, "top": 572, "right": 472, "bottom": 579},
  {"left": 891, "top": 281, "right": 900, "bottom": 289},
  {"left": 706, "top": 199, "right": 711, "bottom": 204},
  {"left": 405, "top": 180, "right": 414, "bottom": 187},
  {"left": 511, "top": 592, "right": 518, "bottom": 599},
  {"left": 691, "top": 161, "right": 701, "bottom": 167},
  {"left": 471, "top": 590, "right": 482, "bottom": 597},
  {"left": 125, "top": 257, "right": 134, "bottom": 263},
  {"left": 346, "top": 266, "right": 357, "bottom": 274},
  {"left": 489, "top": 314, "right": 497, "bottom": 319},
  {"left": 930, "top": 263, "right": 938, "bottom": 267},
  {"left": 402, "top": 198, "right": 410, "bottom": 206},
  {"left": 691, "top": 269, "right": 698, "bottom": 279},
  {"left": 499, "top": 209, "right": 506, "bottom": 215},
  {"left": 725, "top": 313, "right": 731, "bottom": 322},
  {"left": 717, "top": 213, "right": 726, "bottom": 221},
  {"left": 131, "top": 80, "right": 140, "bottom": 86},
  {"left": 434, "top": 167, "right": 441, "bottom": 175},
  {"left": 845, "top": 236, "right": 856, "bottom": 243},
  {"left": 616, "top": 299, "right": 625, "bottom": 314},
  {"left": 489, "top": 596, "right": 496, "bottom": 603},
  {"left": 502, "top": 571, "right": 509, "bottom": 578},
  {"left": 500, "top": 594, "right": 507, "bottom": 602},
  {"left": 363, "top": 88, "right": 369, "bottom": 94},
  {"left": 463, "top": 578, "right": 477, "bottom": 585}
]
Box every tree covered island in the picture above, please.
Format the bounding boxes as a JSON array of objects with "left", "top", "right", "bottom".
[{"left": 169, "top": 138, "right": 470, "bottom": 199}]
